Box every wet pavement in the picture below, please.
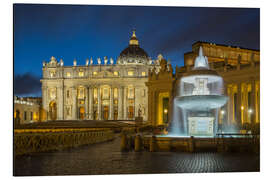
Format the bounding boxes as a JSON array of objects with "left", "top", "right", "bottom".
[{"left": 14, "top": 137, "right": 260, "bottom": 176}]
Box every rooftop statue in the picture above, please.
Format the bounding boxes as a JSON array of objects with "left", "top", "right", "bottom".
[
  {"left": 90, "top": 57, "right": 93, "bottom": 65},
  {"left": 98, "top": 58, "right": 101, "bottom": 65},
  {"left": 194, "top": 46, "right": 209, "bottom": 69}
]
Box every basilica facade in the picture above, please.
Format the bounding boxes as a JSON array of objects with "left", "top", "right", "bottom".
[
  {"left": 41, "top": 31, "right": 162, "bottom": 122},
  {"left": 39, "top": 31, "right": 260, "bottom": 131}
]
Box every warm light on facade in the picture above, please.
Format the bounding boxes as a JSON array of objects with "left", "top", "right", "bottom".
[
  {"left": 241, "top": 106, "right": 244, "bottom": 110},
  {"left": 79, "top": 71, "right": 84, "bottom": 77},
  {"left": 114, "top": 71, "right": 118, "bottom": 76},
  {"left": 221, "top": 110, "right": 225, "bottom": 115},
  {"left": 141, "top": 72, "right": 146, "bottom": 76},
  {"left": 164, "top": 109, "right": 168, "bottom": 114},
  {"left": 128, "top": 71, "right": 134, "bottom": 76},
  {"left": 248, "top": 109, "right": 253, "bottom": 113},
  {"left": 66, "top": 72, "right": 71, "bottom": 77}
]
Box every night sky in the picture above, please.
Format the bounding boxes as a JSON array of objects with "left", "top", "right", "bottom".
[{"left": 14, "top": 4, "right": 260, "bottom": 97}]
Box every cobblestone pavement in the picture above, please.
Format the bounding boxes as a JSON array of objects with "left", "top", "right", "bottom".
[{"left": 14, "top": 137, "right": 260, "bottom": 176}]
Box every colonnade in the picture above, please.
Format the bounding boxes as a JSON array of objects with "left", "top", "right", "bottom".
[{"left": 224, "top": 80, "right": 260, "bottom": 127}]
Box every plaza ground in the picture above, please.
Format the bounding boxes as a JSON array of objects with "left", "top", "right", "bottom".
[{"left": 14, "top": 136, "right": 259, "bottom": 176}]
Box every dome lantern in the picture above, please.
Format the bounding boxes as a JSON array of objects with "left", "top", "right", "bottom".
[{"left": 129, "top": 29, "right": 139, "bottom": 46}]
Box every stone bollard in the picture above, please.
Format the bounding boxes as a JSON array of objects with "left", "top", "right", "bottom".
[
  {"left": 120, "top": 133, "right": 127, "bottom": 151},
  {"left": 150, "top": 135, "right": 156, "bottom": 152},
  {"left": 135, "top": 134, "right": 141, "bottom": 152},
  {"left": 189, "top": 136, "right": 195, "bottom": 153}
]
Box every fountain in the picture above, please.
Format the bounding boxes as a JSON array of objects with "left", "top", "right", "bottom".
[
  {"left": 171, "top": 46, "right": 228, "bottom": 137},
  {"left": 139, "top": 47, "right": 256, "bottom": 152}
]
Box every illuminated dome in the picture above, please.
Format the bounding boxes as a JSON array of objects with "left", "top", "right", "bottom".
[{"left": 117, "top": 30, "right": 150, "bottom": 65}]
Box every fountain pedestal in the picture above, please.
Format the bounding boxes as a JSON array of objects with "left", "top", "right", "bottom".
[{"left": 188, "top": 117, "right": 214, "bottom": 136}]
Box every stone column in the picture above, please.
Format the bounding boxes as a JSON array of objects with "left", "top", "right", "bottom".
[
  {"left": 72, "top": 87, "right": 77, "bottom": 120},
  {"left": 57, "top": 86, "right": 64, "bottom": 120},
  {"left": 168, "top": 92, "right": 173, "bottom": 125},
  {"left": 84, "top": 86, "right": 89, "bottom": 119},
  {"left": 227, "top": 86, "right": 232, "bottom": 126},
  {"left": 134, "top": 87, "right": 139, "bottom": 118},
  {"left": 152, "top": 91, "right": 156, "bottom": 126},
  {"left": 243, "top": 84, "right": 248, "bottom": 124},
  {"left": 250, "top": 80, "right": 256, "bottom": 125},
  {"left": 109, "top": 86, "right": 114, "bottom": 120},
  {"left": 237, "top": 83, "right": 242, "bottom": 127},
  {"left": 123, "top": 87, "right": 127, "bottom": 119},
  {"left": 97, "top": 86, "right": 101, "bottom": 120},
  {"left": 42, "top": 86, "right": 47, "bottom": 121},
  {"left": 89, "top": 87, "right": 93, "bottom": 120},
  {"left": 118, "top": 86, "right": 123, "bottom": 120}
]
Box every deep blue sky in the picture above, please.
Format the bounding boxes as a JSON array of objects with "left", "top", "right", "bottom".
[{"left": 14, "top": 4, "right": 260, "bottom": 97}]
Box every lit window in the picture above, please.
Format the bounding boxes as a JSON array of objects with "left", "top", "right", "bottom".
[
  {"left": 114, "top": 71, "right": 118, "bottom": 76},
  {"left": 128, "top": 71, "right": 134, "bottom": 76},
  {"left": 114, "top": 88, "right": 118, "bottom": 99},
  {"left": 141, "top": 72, "right": 146, "bottom": 76},
  {"left": 93, "top": 72, "right": 97, "bottom": 75},
  {"left": 128, "top": 87, "right": 134, "bottom": 99},
  {"left": 79, "top": 71, "right": 84, "bottom": 77},
  {"left": 102, "top": 88, "right": 109, "bottom": 99},
  {"left": 66, "top": 72, "right": 71, "bottom": 77},
  {"left": 78, "top": 87, "right": 85, "bottom": 99}
]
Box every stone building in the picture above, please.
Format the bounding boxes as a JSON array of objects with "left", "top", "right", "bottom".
[
  {"left": 14, "top": 96, "right": 42, "bottom": 124},
  {"left": 40, "top": 31, "right": 161, "bottom": 122},
  {"left": 176, "top": 42, "right": 260, "bottom": 130},
  {"left": 39, "top": 32, "right": 260, "bottom": 131}
]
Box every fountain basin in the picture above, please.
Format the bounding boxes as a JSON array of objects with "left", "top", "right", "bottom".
[{"left": 175, "top": 95, "right": 228, "bottom": 111}]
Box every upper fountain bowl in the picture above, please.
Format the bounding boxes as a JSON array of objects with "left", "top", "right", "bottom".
[{"left": 175, "top": 95, "right": 228, "bottom": 111}]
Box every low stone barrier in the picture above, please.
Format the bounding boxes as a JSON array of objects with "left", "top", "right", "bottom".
[
  {"left": 14, "top": 129, "right": 115, "bottom": 156},
  {"left": 142, "top": 136, "right": 259, "bottom": 153}
]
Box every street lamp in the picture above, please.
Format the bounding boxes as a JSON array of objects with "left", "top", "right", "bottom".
[{"left": 164, "top": 109, "right": 168, "bottom": 114}]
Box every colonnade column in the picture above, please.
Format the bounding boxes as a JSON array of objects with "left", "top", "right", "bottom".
[
  {"left": 97, "top": 86, "right": 101, "bottom": 120},
  {"left": 237, "top": 83, "right": 242, "bottom": 127},
  {"left": 226, "top": 86, "right": 232, "bottom": 126},
  {"left": 250, "top": 80, "right": 256, "bottom": 125},
  {"left": 89, "top": 87, "right": 93, "bottom": 120},
  {"left": 123, "top": 87, "right": 127, "bottom": 120},
  {"left": 109, "top": 87, "right": 114, "bottom": 120},
  {"left": 118, "top": 86, "right": 123, "bottom": 120},
  {"left": 72, "top": 87, "right": 77, "bottom": 120}
]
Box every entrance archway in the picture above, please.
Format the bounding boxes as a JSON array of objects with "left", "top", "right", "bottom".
[
  {"left": 79, "top": 107, "right": 85, "bottom": 120},
  {"left": 14, "top": 110, "right": 21, "bottom": 125},
  {"left": 128, "top": 106, "right": 134, "bottom": 119},
  {"left": 114, "top": 108, "right": 118, "bottom": 120},
  {"left": 103, "top": 106, "right": 109, "bottom": 120},
  {"left": 49, "top": 101, "right": 57, "bottom": 120}
]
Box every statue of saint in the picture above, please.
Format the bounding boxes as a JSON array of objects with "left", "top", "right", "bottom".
[
  {"left": 138, "top": 105, "right": 142, "bottom": 117},
  {"left": 104, "top": 56, "right": 108, "bottom": 65},
  {"left": 90, "top": 57, "right": 93, "bottom": 65}
]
